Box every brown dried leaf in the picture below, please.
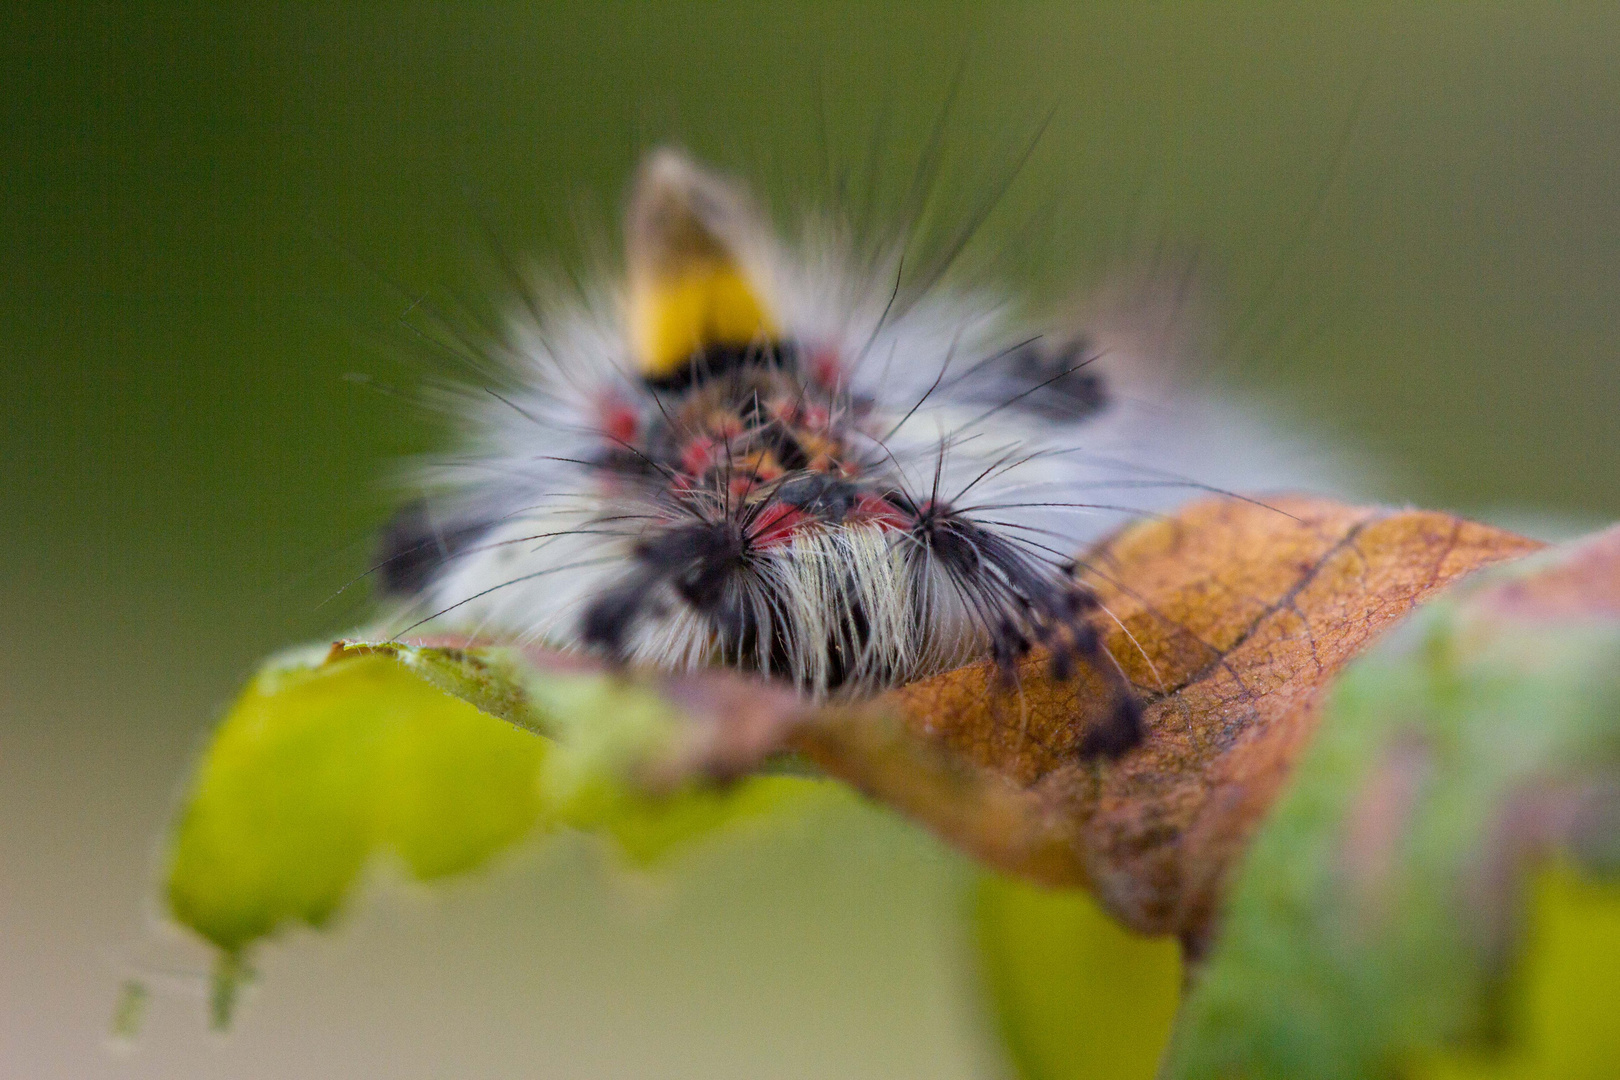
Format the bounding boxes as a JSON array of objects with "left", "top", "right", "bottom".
[{"left": 798, "top": 496, "right": 1541, "bottom": 947}]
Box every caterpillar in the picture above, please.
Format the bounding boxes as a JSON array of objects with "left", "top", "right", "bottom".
[{"left": 376, "top": 148, "right": 1264, "bottom": 759}]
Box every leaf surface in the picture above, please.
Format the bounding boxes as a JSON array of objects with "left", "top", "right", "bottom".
[
  {"left": 822, "top": 497, "right": 1543, "bottom": 944},
  {"left": 1163, "top": 524, "right": 1620, "bottom": 1079},
  {"left": 167, "top": 653, "right": 548, "bottom": 955}
]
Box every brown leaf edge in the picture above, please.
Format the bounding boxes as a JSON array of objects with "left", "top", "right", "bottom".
[{"left": 388, "top": 494, "right": 1541, "bottom": 952}]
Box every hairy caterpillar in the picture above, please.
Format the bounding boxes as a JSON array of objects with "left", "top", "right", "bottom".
[{"left": 376, "top": 149, "right": 1289, "bottom": 759}]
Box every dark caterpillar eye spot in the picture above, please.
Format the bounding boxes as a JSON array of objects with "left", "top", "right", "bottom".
[
  {"left": 581, "top": 580, "right": 648, "bottom": 656},
  {"left": 998, "top": 337, "right": 1110, "bottom": 422},
  {"left": 583, "top": 520, "right": 752, "bottom": 659},
  {"left": 374, "top": 501, "right": 490, "bottom": 597},
  {"left": 777, "top": 474, "right": 858, "bottom": 522},
  {"left": 921, "top": 518, "right": 983, "bottom": 576}
]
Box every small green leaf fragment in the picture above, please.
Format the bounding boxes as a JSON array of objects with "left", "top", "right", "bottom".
[
  {"left": 166, "top": 653, "right": 547, "bottom": 954},
  {"left": 976, "top": 874, "right": 1181, "bottom": 1080}
]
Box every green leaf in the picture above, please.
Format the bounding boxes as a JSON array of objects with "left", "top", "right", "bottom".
[
  {"left": 602, "top": 774, "right": 829, "bottom": 866},
  {"left": 164, "top": 641, "right": 830, "bottom": 1025},
  {"left": 1163, "top": 534, "right": 1620, "bottom": 1080},
  {"left": 167, "top": 651, "right": 548, "bottom": 955},
  {"left": 976, "top": 874, "right": 1182, "bottom": 1080}
]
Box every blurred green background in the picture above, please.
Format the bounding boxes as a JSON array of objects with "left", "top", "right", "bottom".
[{"left": 4, "top": 3, "right": 1618, "bottom": 1077}]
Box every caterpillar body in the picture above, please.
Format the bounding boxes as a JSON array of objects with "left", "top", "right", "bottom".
[{"left": 378, "top": 149, "right": 1267, "bottom": 759}]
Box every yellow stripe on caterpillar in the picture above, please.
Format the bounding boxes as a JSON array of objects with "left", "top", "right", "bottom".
[
  {"left": 625, "top": 148, "right": 779, "bottom": 379},
  {"left": 628, "top": 260, "right": 778, "bottom": 379}
]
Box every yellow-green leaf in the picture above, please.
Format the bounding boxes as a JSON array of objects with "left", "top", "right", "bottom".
[
  {"left": 166, "top": 652, "right": 548, "bottom": 956},
  {"left": 976, "top": 874, "right": 1182, "bottom": 1080},
  {"left": 1415, "top": 865, "right": 1620, "bottom": 1080}
]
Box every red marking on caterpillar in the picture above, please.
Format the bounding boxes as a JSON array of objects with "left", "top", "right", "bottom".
[
  {"left": 748, "top": 503, "right": 813, "bottom": 547},
  {"left": 597, "top": 394, "right": 640, "bottom": 445}
]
